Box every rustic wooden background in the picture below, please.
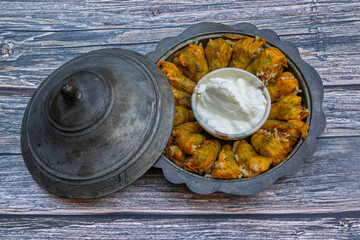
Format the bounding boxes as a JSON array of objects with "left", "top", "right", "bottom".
[{"left": 0, "top": 0, "right": 359, "bottom": 239}]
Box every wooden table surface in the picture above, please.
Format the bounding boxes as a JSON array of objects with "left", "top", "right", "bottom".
[{"left": 1, "top": 0, "right": 359, "bottom": 239}]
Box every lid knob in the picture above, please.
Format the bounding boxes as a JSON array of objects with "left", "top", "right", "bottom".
[
  {"left": 47, "top": 71, "right": 112, "bottom": 131},
  {"left": 60, "top": 83, "right": 82, "bottom": 103}
]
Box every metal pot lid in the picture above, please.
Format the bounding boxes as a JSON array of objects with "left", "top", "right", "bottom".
[{"left": 21, "top": 48, "right": 174, "bottom": 198}]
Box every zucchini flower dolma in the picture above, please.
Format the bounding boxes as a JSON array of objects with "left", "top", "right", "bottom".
[
  {"left": 229, "top": 36, "right": 266, "bottom": 69},
  {"left": 176, "top": 133, "right": 206, "bottom": 155},
  {"left": 261, "top": 119, "right": 309, "bottom": 154},
  {"left": 245, "top": 47, "right": 287, "bottom": 84},
  {"left": 262, "top": 119, "right": 309, "bottom": 140},
  {"left": 269, "top": 94, "right": 309, "bottom": 121},
  {"left": 288, "top": 119, "right": 309, "bottom": 139},
  {"left": 171, "top": 85, "right": 191, "bottom": 109},
  {"left": 158, "top": 61, "right": 196, "bottom": 95},
  {"left": 174, "top": 106, "right": 195, "bottom": 126},
  {"left": 171, "top": 121, "right": 203, "bottom": 138},
  {"left": 233, "top": 140, "right": 272, "bottom": 177},
  {"left": 211, "top": 145, "right": 240, "bottom": 179},
  {"left": 267, "top": 72, "right": 300, "bottom": 103},
  {"left": 251, "top": 131, "right": 287, "bottom": 166},
  {"left": 165, "top": 145, "right": 186, "bottom": 167},
  {"left": 205, "top": 38, "right": 233, "bottom": 71},
  {"left": 168, "top": 121, "right": 202, "bottom": 146},
  {"left": 173, "top": 43, "right": 209, "bottom": 82},
  {"left": 184, "top": 139, "right": 221, "bottom": 175}
]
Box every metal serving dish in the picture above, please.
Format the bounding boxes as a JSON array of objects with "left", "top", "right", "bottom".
[{"left": 147, "top": 22, "right": 326, "bottom": 195}]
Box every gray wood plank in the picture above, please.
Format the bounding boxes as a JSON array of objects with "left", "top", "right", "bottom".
[
  {"left": 0, "top": 136, "right": 359, "bottom": 215},
  {"left": 0, "top": 1, "right": 359, "bottom": 238},
  {"left": 0, "top": 214, "right": 359, "bottom": 240},
  {"left": 1, "top": 0, "right": 360, "bottom": 87}
]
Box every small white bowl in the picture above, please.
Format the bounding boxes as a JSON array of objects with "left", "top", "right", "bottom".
[{"left": 191, "top": 68, "right": 271, "bottom": 140}]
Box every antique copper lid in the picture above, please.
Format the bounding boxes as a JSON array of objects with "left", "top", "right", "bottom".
[{"left": 21, "top": 48, "right": 174, "bottom": 198}]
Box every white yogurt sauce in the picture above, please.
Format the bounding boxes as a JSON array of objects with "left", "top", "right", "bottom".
[{"left": 195, "top": 76, "right": 267, "bottom": 134}]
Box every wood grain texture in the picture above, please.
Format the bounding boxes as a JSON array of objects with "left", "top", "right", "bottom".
[
  {"left": 1, "top": 0, "right": 360, "bottom": 87},
  {"left": 1, "top": 136, "right": 359, "bottom": 215},
  {"left": 0, "top": 214, "right": 359, "bottom": 240},
  {"left": 1, "top": 0, "right": 360, "bottom": 238}
]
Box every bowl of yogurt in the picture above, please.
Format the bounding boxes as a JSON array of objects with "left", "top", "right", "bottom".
[{"left": 192, "top": 68, "right": 271, "bottom": 140}]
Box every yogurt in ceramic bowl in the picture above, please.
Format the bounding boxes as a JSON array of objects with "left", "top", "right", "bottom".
[{"left": 192, "top": 68, "right": 271, "bottom": 140}]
